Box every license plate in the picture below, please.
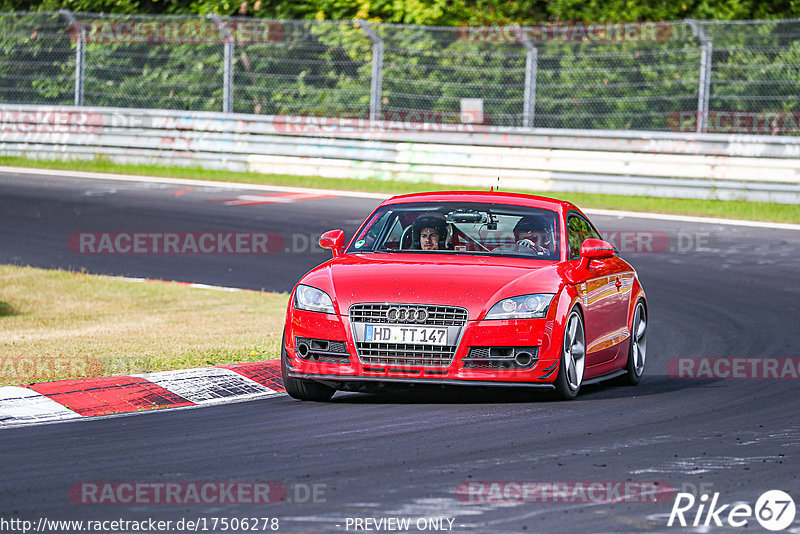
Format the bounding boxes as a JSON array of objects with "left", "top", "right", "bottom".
[{"left": 364, "top": 325, "right": 448, "bottom": 345}]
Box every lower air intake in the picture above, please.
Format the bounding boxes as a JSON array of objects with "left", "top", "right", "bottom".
[
  {"left": 295, "top": 337, "right": 350, "bottom": 364},
  {"left": 462, "top": 347, "right": 539, "bottom": 370}
]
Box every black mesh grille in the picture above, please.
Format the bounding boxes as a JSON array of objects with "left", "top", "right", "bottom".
[
  {"left": 467, "top": 347, "right": 491, "bottom": 359},
  {"left": 349, "top": 304, "right": 468, "bottom": 326},
  {"left": 328, "top": 341, "right": 347, "bottom": 353},
  {"left": 356, "top": 342, "right": 456, "bottom": 367},
  {"left": 350, "top": 303, "right": 466, "bottom": 368}
]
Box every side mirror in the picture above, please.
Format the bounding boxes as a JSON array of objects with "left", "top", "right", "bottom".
[
  {"left": 579, "top": 238, "right": 615, "bottom": 268},
  {"left": 319, "top": 229, "right": 345, "bottom": 257}
]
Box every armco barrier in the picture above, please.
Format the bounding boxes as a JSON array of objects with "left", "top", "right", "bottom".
[{"left": 1, "top": 105, "right": 799, "bottom": 203}]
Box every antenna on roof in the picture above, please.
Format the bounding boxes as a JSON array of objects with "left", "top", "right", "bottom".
[{"left": 495, "top": 156, "right": 502, "bottom": 192}]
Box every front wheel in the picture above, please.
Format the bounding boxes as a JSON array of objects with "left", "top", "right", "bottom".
[
  {"left": 281, "top": 331, "right": 336, "bottom": 401},
  {"left": 552, "top": 307, "right": 586, "bottom": 400}
]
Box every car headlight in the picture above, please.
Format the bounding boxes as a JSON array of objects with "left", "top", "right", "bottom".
[
  {"left": 485, "top": 294, "right": 554, "bottom": 320},
  {"left": 294, "top": 284, "right": 335, "bottom": 314}
]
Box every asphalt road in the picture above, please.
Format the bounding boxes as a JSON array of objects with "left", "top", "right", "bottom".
[
  {"left": 1, "top": 169, "right": 799, "bottom": 533},
  {"left": 0, "top": 170, "right": 378, "bottom": 291}
]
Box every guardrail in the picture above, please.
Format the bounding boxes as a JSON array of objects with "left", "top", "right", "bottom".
[{"left": 2, "top": 104, "right": 799, "bottom": 203}]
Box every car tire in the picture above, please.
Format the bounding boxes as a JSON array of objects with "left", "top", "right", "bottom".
[
  {"left": 552, "top": 307, "right": 586, "bottom": 400},
  {"left": 615, "top": 299, "right": 647, "bottom": 386},
  {"left": 281, "top": 331, "right": 336, "bottom": 401}
]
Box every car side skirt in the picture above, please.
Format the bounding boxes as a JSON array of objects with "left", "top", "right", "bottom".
[{"left": 582, "top": 368, "right": 627, "bottom": 385}]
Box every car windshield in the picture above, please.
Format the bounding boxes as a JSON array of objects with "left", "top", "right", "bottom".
[{"left": 348, "top": 202, "right": 559, "bottom": 260}]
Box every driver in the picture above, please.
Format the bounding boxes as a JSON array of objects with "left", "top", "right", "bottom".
[
  {"left": 496, "top": 215, "right": 554, "bottom": 255},
  {"left": 412, "top": 213, "right": 448, "bottom": 251}
]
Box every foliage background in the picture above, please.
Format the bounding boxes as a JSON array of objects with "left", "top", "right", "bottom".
[
  {"left": 1, "top": 1, "right": 799, "bottom": 132},
  {"left": 2, "top": 0, "right": 800, "bottom": 23}
]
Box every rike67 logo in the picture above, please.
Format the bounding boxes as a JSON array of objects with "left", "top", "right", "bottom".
[{"left": 668, "top": 489, "right": 796, "bottom": 531}]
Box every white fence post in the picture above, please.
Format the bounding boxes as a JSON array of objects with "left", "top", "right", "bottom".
[
  {"left": 210, "top": 15, "right": 234, "bottom": 113},
  {"left": 60, "top": 10, "right": 84, "bottom": 107},
  {"left": 357, "top": 20, "right": 383, "bottom": 122},
  {"left": 520, "top": 26, "right": 538, "bottom": 129},
  {"left": 688, "top": 19, "right": 712, "bottom": 134}
]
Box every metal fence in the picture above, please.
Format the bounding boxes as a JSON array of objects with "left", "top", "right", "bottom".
[{"left": 2, "top": 12, "right": 800, "bottom": 133}]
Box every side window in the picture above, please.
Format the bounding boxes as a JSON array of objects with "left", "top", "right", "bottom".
[
  {"left": 567, "top": 215, "right": 601, "bottom": 259},
  {"left": 351, "top": 210, "right": 392, "bottom": 251}
]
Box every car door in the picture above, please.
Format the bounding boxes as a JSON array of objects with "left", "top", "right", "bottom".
[
  {"left": 607, "top": 258, "right": 636, "bottom": 358},
  {"left": 567, "top": 214, "right": 622, "bottom": 367}
]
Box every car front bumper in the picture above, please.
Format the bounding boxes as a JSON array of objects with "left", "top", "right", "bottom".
[{"left": 285, "top": 308, "right": 561, "bottom": 386}]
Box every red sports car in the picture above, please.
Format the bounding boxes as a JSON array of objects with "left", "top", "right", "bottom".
[{"left": 282, "top": 191, "right": 647, "bottom": 401}]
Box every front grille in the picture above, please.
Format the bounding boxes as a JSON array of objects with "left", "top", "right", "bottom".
[
  {"left": 349, "top": 304, "right": 468, "bottom": 326},
  {"left": 350, "top": 304, "right": 467, "bottom": 368},
  {"left": 356, "top": 342, "right": 456, "bottom": 368},
  {"left": 463, "top": 346, "right": 539, "bottom": 370}
]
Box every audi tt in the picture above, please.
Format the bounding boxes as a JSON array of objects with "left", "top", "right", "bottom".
[{"left": 281, "top": 191, "right": 647, "bottom": 401}]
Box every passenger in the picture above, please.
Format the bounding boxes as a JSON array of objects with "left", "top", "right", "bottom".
[
  {"left": 496, "top": 215, "right": 554, "bottom": 255},
  {"left": 412, "top": 213, "right": 448, "bottom": 251}
]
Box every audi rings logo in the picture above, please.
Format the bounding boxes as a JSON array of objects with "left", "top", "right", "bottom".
[{"left": 387, "top": 307, "right": 429, "bottom": 323}]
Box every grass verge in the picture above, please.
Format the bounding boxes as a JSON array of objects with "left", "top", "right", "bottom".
[
  {"left": 0, "top": 265, "right": 286, "bottom": 386},
  {"left": 1, "top": 155, "right": 798, "bottom": 224}
]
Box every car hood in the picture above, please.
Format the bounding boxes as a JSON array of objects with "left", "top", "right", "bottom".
[{"left": 298, "top": 253, "right": 566, "bottom": 320}]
